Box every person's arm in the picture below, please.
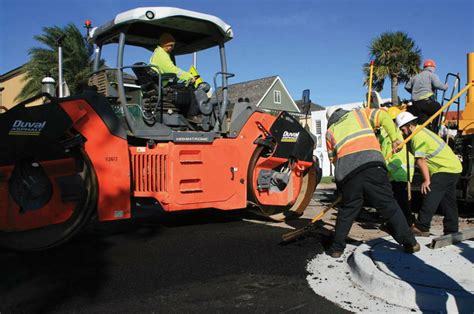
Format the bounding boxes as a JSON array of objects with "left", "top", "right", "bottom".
[
  {"left": 411, "top": 132, "right": 431, "bottom": 193},
  {"left": 326, "top": 129, "right": 337, "bottom": 164},
  {"left": 377, "top": 131, "right": 389, "bottom": 158},
  {"left": 369, "top": 109, "right": 402, "bottom": 151},
  {"left": 150, "top": 47, "right": 194, "bottom": 81},
  {"left": 430, "top": 72, "right": 448, "bottom": 91},
  {"left": 416, "top": 157, "right": 431, "bottom": 194}
]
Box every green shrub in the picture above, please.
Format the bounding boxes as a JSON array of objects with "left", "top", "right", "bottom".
[{"left": 320, "top": 176, "right": 334, "bottom": 184}]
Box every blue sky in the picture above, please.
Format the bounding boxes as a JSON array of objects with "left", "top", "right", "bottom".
[{"left": 1, "top": 0, "right": 473, "bottom": 106}]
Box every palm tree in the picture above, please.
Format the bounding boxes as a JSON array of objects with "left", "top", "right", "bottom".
[
  {"left": 17, "top": 23, "right": 96, "bottom": 101},
  {"left": 364, "top": 31, "right": 421, "bottom": 105}
]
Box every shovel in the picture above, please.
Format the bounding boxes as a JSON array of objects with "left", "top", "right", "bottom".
[{"left": 281, "top": 195, "right": 342, "bottom": 243}]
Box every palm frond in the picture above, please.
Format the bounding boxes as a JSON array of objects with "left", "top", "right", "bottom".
[
  {"left": 17, "top": 23, "right": 100, "bottom": 101},
  {"left": 363, "top": 31, "right": 422, "bottom": 104}
]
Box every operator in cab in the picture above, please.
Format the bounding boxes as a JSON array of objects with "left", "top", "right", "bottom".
[
  {"left": 150, "top": 33, "right": 196, "bottom": 85},
  {"left": 149, "top": 32, "right": 203, "bottom": 119},
  {"left": 325, "top": 106, "right": 419, "bottom": 258}
]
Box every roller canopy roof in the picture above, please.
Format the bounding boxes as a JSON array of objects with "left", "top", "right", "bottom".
[{"left": 89, "top": 7, "right": 233, "bottom": 55}]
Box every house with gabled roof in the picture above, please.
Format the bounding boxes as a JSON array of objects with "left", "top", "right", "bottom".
[
  {"left": 295, "top": 99, "right": 324, "bottom": 129},
  {"left": 223, "top": 75, "right": 300, "bottom": 114},
  {"left": 295, "top": 100, "right": 325, "bottom": 113}
]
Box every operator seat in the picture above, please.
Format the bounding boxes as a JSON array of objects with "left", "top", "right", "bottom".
[{"left": 132, "top": 62, "right": 194, "bottom": 118}]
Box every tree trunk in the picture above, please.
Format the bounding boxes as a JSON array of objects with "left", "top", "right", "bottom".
[{"left": 391, "top": 76, "right": 399, "bottom": 105}]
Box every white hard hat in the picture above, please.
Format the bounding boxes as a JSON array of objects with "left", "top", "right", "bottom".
[
  {"left": 326, "top": 106, "right": 341, "bottom": 120},
  {"left": 395, "top": 111, "right": 418, "bottom": 128}
]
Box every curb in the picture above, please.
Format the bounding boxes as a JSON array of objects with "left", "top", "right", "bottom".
[{"left": 348, "top": 237, "right": 474, "bottom": 312}]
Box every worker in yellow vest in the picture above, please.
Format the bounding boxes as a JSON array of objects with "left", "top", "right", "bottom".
[
  {"left": 149, "top": 32, "right": 204, "bottom": 119},
  {"left": 149, "top": 33, "right": 196, "bottom": 84},
  {"left": 378, "top": 106, "right": 415, "bottom": 225},
  {"left": 325, "top": 106, "right": 419, "bottom": 258},
  {"left": 396, "top": 112, "right": 462, "bottom": 236}
]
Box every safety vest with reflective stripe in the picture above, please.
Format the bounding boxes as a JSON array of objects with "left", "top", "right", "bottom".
[
  {"left": 410, "top": 126, "right": 462, "bottom": 174},
  {"left": 326, "top": 108, "right": 397, "bottom": 162},
  {"left": 378, "top": 129, "right": 414, "bottom": 182},
  {"left": 149, "top": 46, "right": 193, "bottom": 81}
]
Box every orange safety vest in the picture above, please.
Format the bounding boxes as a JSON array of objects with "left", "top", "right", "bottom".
[{"left": 326, "top": 108, "right": 385, "bottom": 162}]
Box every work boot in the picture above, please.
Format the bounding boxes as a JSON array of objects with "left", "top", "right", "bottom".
[
  {"left": 325, "top": 248, "right": 343, "bottom": 258},
  {"left": 411, "top": 225, "right": 430, "bottom": 237},
  {"left": 404, "top": 242, "right": 421, "bottom": 254}
]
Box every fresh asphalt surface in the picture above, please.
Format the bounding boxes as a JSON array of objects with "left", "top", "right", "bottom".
[{"left": 0, "top": 205, "right": 348, "bottom": 313}]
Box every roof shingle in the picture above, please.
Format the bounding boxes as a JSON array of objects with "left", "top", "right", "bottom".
[{"left": 214, "top": 76, "right": 278, "bottom": 110}]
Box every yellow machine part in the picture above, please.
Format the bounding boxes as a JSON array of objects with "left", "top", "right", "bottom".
[
  {"left": 387, "top": 106, "right": 402, "bottom": 119},
  {"left": 459, "top": 52, "right": 474, "bottom": 135},
  {"left": 189, "top": 65, "right": 204, "bottom": 88}
]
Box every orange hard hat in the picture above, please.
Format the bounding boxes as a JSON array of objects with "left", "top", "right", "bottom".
[{"left": 423, "top": 59, "right": 437, "bottom": 68}]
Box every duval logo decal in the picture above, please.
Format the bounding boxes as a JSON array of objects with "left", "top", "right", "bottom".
[
  {"left": 281, "top": 131, "right": 299, "bottom": 142},
  {"left": 9, "top": 119, "right": 47, "bottom": 136}
]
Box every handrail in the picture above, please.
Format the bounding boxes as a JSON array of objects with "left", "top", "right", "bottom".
[
  {"left": 385, "top": 81, "right": 473, "bottom": 160},
  {"left": 212, "top": 71, "right": 235, "bottom": 131},
  {"left": 438, "top": 72, "right": 461, "bottom": 132}
]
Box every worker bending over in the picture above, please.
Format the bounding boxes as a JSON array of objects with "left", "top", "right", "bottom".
[
  {"left": 377, "top": 106, "right": 415, "bottom": 225},
  {"left": 325, "top": 106, "right": 419, "bottom": 258},
  {"left": 396, "top": 112, "right": 461, "bottom": 236}
]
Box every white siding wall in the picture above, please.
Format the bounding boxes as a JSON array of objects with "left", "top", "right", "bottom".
[{"left": 311, "top": 110, "right": 333, "bottom": 176}]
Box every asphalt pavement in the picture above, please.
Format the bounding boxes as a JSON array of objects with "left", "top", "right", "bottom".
[{"left": 0, "top": 209, "right": 348, "bottom": 313}]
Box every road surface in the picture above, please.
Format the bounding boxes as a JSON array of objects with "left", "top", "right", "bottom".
[{"left": 0, "top": 207, "right": 348, "bottom": 313}]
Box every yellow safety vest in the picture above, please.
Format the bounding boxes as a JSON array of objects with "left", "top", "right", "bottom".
[
  {"left": 149, "top": 46, "right": 193, "bottom": 81},
  {"left": 326, "top": 108, "right": 397, "bottom": 162},
  {"left": 410, "top": 126, "right": 462, "bottom": 174},
  {"left": 378, "top": 129, "right": 414, "bottom": 182}
]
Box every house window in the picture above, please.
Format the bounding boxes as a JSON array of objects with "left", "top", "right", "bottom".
[
  {"left": 315, "top": 119, "right": 322, "bottom": 147},
  {"left": 274, "top": 90, "right": 281, "bottom": 104}
]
